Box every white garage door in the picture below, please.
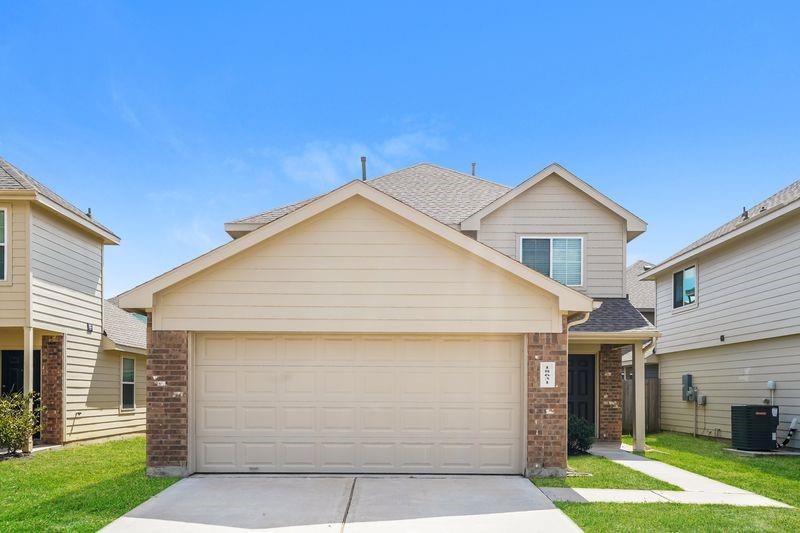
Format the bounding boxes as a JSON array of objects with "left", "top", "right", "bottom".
[{"left": 193, "top": 333, "right": 523, "bottom": 474}]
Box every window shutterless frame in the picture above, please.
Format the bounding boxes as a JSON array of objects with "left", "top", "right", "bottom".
[
  {"left": 671, "top": 264, "right": 698, "bottom": 311},
  {"left": 0, "top": 207, "right": 7, "bottom": 283},
  {"left": 518, "top": 235, "right": 584, "bottom": 287},
  {"left": 120, "top": 357, "right": 135, "bottom": 411}
]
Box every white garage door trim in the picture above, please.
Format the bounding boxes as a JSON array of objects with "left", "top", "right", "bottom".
[{"left": 190, "top": 333, "right": 526, "bottom": 474}]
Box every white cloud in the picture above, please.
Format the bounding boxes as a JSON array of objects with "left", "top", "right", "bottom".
[{"left": 276, "top": 129, "right": 447, "bottom": 190}]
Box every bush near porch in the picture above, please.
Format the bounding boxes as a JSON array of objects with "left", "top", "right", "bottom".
[{"left": 0, "top": 436, "right": 176, "bottom": 532}]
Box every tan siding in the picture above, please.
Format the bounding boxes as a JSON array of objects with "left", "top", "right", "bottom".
[
  {"left": 0, "top": 201, "right": 30, "bottom": 325},
  {"left": 477, "top": 175, "right": 626, "bottom": 298},
  {"left": 27, "top": 206, "right": 142, "bottom": 441},
  {"left": 64, "top": 349, "right": 146, "bottom": 442},
  {"left": 659, "top": 335, "right": 800, "bottom": 448},
  {"left": 655, "top": 212, "right": 800, "bottom": 353},
  {"left": 155, "top": 196, "right": 561, "bottom": 333}
]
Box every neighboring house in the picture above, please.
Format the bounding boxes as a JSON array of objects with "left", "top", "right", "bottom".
[
  {"left": 642, "top": 179, "right": 800, "bottom": 447},
  {"left": 621, "top": 260, "right": 659, "bottom": 379},
  {"left": 0, "top": 158, "right": 147, "bottom": 445},
  {"left": 120, "top": 163, "right": 657, "bottom": 477}
]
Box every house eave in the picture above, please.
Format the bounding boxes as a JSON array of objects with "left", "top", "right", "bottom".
[
  {"left": 641, "top": 198, "right": 800, "bottom": 281},
  {"left": 569, "top": 330, "right": 660, "bottom": 342}
]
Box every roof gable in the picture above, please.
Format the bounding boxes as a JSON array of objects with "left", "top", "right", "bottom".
[
  {"left": 120, "top": 180, "right": 593, "bottom": 313},
  {"left": 0, "top": 157, "right": 119, "bottom": 244},
  {"left": 224, "top": 163, "right": 509, "bottom": 237},
  {"left": 460, "top": 163, "right": 647, "bottom": 241}
]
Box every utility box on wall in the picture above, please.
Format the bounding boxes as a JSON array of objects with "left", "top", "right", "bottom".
[{"left": 682, "top": 374, "right": 694, "bottom": 401}]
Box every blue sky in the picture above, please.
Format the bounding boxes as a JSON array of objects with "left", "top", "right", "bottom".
[{"left": 1, "top": 2, "right": 799, "bottom": 296}]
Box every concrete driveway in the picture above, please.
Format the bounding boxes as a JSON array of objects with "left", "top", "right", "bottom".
[{"left": 103, "top": 475, "right": 581, "bottom": 532}]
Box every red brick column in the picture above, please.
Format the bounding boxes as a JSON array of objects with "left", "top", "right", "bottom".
[
  {"left": 598, "top": 344, "right": 623, "bottom": 441},
  {"left": 40, "top": 335, "right": 64, "bottom": 444},
  {"left": 526, "top": 324, "right": 569, "bottom": 476},
  {"left": 146, "top": 313, "right": 189, "bottom": 477}
]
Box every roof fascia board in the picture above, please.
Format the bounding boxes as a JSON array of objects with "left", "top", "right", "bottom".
[
  {"left": 461, "top": 164, "right": 647, "bottom": 237},
  {"left": 101, "top": 336, "right": 147, "bottom": 355},
  {"left": 34, "top": 193, "right": 120, "bottom": 244},
  {"left": 642, "top": 199, "right": 800, "bottom": 281},
  {"left": 119, "top": 180, "right": 593, "bottom": 312},
  {"left": 569, "top": 330, "right": 660, "bottom": 342}
]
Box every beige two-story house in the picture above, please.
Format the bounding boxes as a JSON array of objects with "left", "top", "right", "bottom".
[
  {"left": 642, "top": 179, "right": 800, "bottom": 447},
  {"left": 120, "top": 163, "right": 657, "bottom": 477},
  {"left": 0, "top": 158, "right": 146, "bottom": 446}
]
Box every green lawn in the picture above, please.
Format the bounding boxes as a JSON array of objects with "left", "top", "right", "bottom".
[
  {"left": 533, "top": 453, "right": 678, "bottom": 490},
  {"left": 558, "top": 502, "right": 800, "bottom": 533},
  {"left": 550, "top": 432, "right": 799, "bottom": 532},
  {"left": 622, "top": 432, "right": 800, "bottom": 507},
  {"left": 0, "top": 436, "right": 177, "bottom": 532}
]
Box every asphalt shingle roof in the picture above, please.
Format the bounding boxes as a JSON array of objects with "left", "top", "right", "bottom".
[
  {"left": 660, "top": 179, "right": 800, "bottom": 265},
  {"left": 103, "top": 299, "right": 147, "bottom": 350},
  {"left": 0, "top": 157, "right": 117, "bottom": 238},
  {"left": 229, "top": 163, "right": 511, "bottom": 227},
  {"left": 571, "top": 298, "right": 656, "bottom": 333},
  {"left": 626, "top": 260, "right": 656, "bottom": 310}
]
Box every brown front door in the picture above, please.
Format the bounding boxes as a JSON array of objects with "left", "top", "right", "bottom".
[{"left": 568, "top": 354, "right": 595, "bottom": 427}]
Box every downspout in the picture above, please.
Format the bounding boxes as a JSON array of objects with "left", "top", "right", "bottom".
[{"left": 565, "top": 311, "right": 591, "bottom": 331}]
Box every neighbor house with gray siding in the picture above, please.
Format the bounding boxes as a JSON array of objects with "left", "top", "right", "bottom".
[
  {"left": 0, "top": 157, "right": 146, "bottom": 446},
  {"left": 642, "top": 179, "right": 800, "bottom": 447}
]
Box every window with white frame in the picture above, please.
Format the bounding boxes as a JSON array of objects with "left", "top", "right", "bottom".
[
  {"left": 673, "top": 265, "right": 697, "bottom": 308},
  {"left": 0, "top": 208, "right": 7, "bottom": 282},
  {"left": 520, "top": 236, "right": 583, "bottom": 286},
  {"left": 121, "top": 358, "right": 135, "bottom": 410}
]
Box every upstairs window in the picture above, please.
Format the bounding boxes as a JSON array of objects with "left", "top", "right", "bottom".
[
  {"left": 673, "top": 265, "right": 697, "bottom": 308},
  {"left": 0, "top": 208, "right": 6, "bottom": 281},
  {"left": 121, "top": 358, "right": 135, "bottom": 410},
  {"left": 520, "top": 237, "right": 583, "bottom": 286}
]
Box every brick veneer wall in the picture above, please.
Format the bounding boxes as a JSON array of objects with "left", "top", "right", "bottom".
[
  {"left": 40, "top": 335, "right": 64, "bottom": 444},
  {"left": 598, "top": 344, "right": 623, "bottom": 441},
  {"left": 526, "top": 326, "right": 569, "bottom": 476},
  {"left": 146, "top": 314, "right": 190, "bottom": 477}
]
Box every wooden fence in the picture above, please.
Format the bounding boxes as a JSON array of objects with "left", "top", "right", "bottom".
[{"left": 622, "top": 378, "right": 661, "bottom": 434}]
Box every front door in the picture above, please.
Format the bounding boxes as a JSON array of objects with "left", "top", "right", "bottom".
[{"left": 568, "top": 354, "right": 595, "bottom": 427}]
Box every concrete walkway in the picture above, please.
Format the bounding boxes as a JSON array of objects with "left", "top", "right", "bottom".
[
  {"left": 104, "top": 475, "right": 582, "bottom": 532},
  {"left": 539, "top": 443, "right": 791, "bottom": 508}
]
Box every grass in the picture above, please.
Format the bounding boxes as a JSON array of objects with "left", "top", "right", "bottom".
[
  {"left": 533, "top": 453, "right": 678, "bottom": 490},
  {"left": 622, "top": 432, "right": 800, "bottom": 507},
  {"left": 0, "top": 436, "right": 177, "bottom": 532},
  {"left": 549, "top": 432, "right": 800, "bottom": 532},
  {"left": 558, "top": 502, "right": 800, "bottom": 532}
]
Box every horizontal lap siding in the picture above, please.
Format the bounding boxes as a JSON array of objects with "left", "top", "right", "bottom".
[
  {"left": 477, "top": 175, "right": 625, "bottom": 298},
  {"left": 659, "top": 335, "right": 800, "bottom": 447},
  {"left": 155, "top": 197, "right": 560, "bottom": 333},
  {"left": 655, "top": 212, "right": 800, "bottom": 353},
  {"left": 0, "top": 201, "right": 30, "bottom": 325},
  {"left": 30, "top": 207, "right": 142, "bottom": 441}
]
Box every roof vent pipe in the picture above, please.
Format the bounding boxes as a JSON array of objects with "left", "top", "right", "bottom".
[
  {"left": 741, "top": 206, "right": 748, "bottom": 220},
  {"left": 471, "top": 162, "right": 477, "bottom": 176},
  {"left": 86, "top": 207, "right": 92, "bottom": 218},
  {"left": 361, "top": 156, "right": 367, "bottom": 181}
]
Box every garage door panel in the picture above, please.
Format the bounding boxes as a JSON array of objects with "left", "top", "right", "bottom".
[{"left": 194, "top": 333, "right": 523, "bottom": 473}]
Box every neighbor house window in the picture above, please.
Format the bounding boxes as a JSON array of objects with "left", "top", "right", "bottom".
[
  {"left": 121, "top": 358, "right": 135, "bottom": 410},
  {"left": 673, "top": 265, "right": 697, "bottom": 308},
  {"left": 0, "top": 208, "right": 7, "bottom": 282},
  {"left": 520, "top": 237, "right": 583, "bottom": 286}
]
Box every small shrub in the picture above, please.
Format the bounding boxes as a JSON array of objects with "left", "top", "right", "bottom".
[
  {"left": 0, "top": 392, "right": 43, "bottom": 455},
  {"left": 568, "top": 414, "right": 595, "bottom": 455}
]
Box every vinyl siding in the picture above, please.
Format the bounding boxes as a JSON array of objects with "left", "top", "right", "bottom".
[
  {"left": 29, "top": 206, "right": 141, "bottom": 441},
  {"left": 654, "top": 211, "right": 800, "bottom": 354},
  {"left": 0, "top": 201, "right": 30, "bottom": 326},
  {"left": 477, "top": 174, "right": 626, "bottom": 298},
  {"left": 659, "top": 335, "right": 800, "bottom": 448},
  {"left": 155, "top": 196, "right": 561, "bottom": 333}
]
